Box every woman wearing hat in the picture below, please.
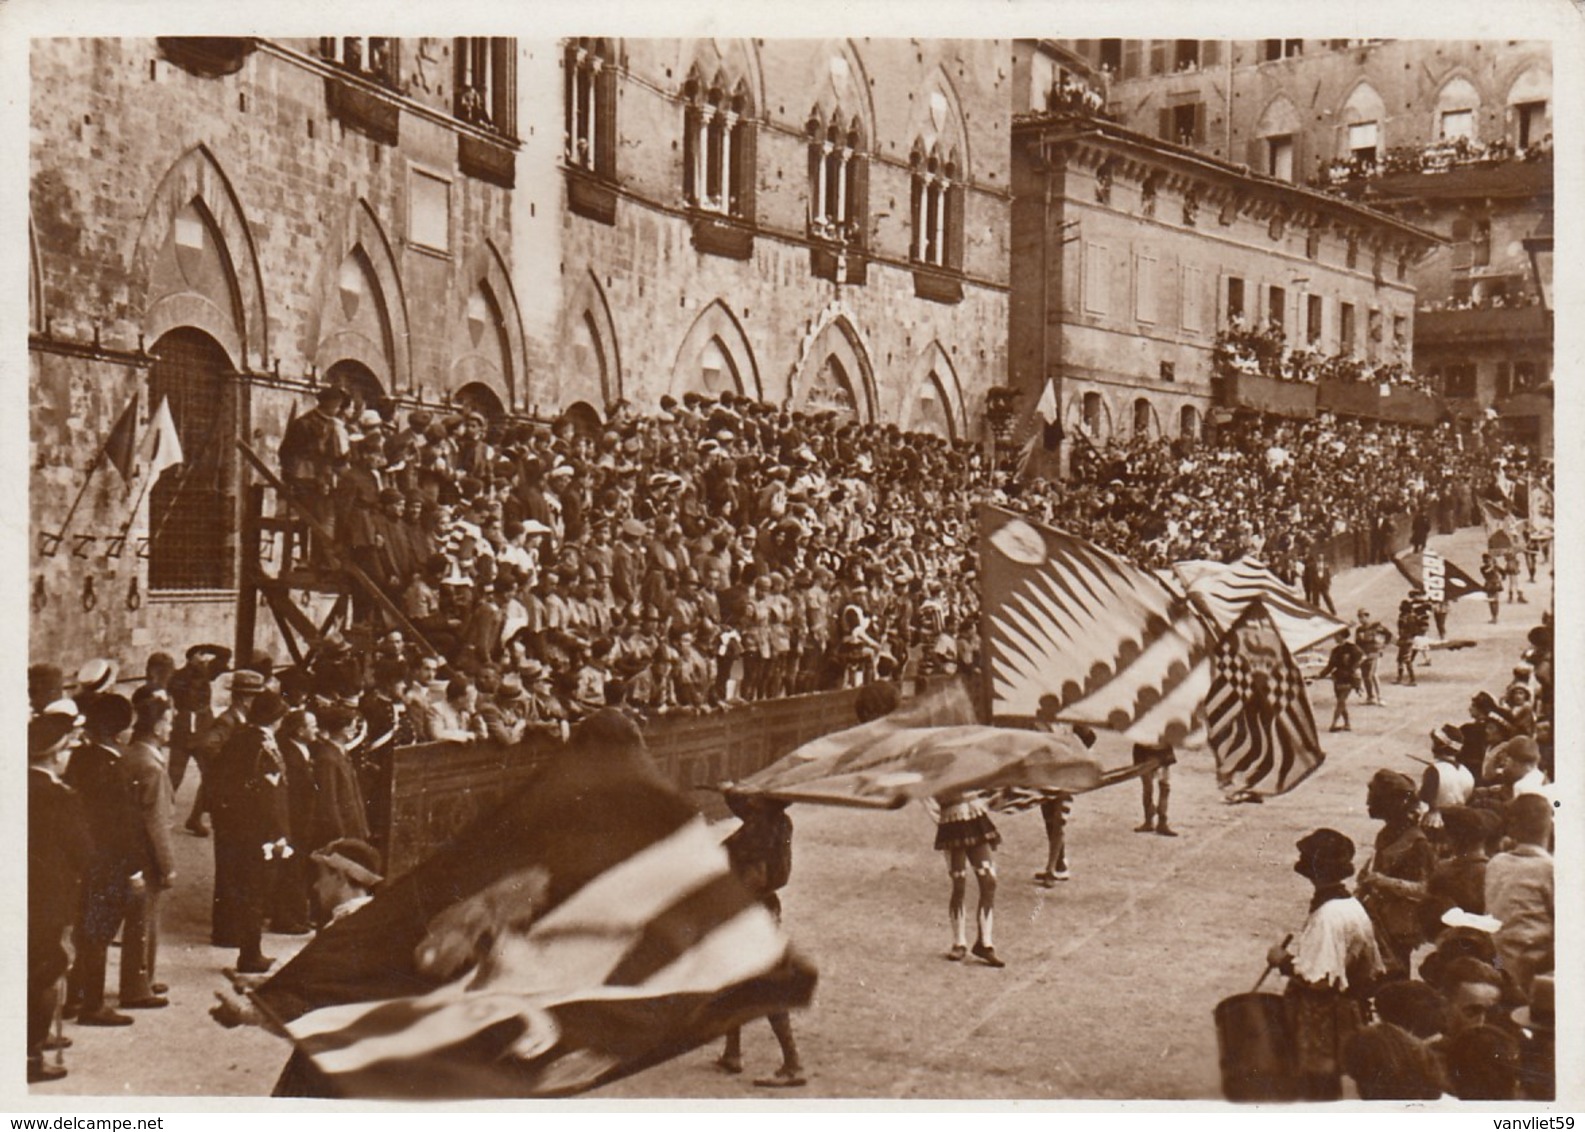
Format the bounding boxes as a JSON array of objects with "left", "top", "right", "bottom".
[
  {"left": 1265, "top": 828, "right": 1386, "bottom": 1101},
  {"left": 1358, "top": 769, "right": 1435, "bottom": 978}
]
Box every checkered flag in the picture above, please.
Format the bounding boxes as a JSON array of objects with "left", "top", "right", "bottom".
[{"left": 1205, "top": 598, "right": 1324, "bottom": 799}]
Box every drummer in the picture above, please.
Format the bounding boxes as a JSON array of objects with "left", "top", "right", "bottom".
[{"left": 1265, "top": 828, "right": 1386, "bottom": 1101}]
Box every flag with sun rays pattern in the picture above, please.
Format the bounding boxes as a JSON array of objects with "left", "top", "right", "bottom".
[{"left": 979, "top": 505, "right": 1213, "bottom": 748}]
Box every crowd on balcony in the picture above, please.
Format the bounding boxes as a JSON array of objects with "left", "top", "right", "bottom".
[
  {"left": 1313, "top": 134, "right": 1553, "bottom": 189},
  {"left": 1417, "top": 290, "right": 1545, "bottom": 315},
  {"left": 1213, "top": 316, "right": 1437, "bottom": 393},
  {"left": 1043, "top": 77, "right": 1109, "bottom": 119}
]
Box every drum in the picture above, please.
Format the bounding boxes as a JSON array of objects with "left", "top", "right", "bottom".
[{"left": 1214, "top": 992, "right": 1298, "bottom": 1102}]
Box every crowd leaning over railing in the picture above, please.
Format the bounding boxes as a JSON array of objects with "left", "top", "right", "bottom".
[{"left": 1212, "top": 315, "right": 1436, "bottom": 393}]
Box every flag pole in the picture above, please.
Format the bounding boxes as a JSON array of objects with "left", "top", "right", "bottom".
[{"left": 40, "top": 445, "right": 109, "bottom": 555}]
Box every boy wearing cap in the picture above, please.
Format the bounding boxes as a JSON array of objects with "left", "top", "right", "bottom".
[
  {"left": 1354, "top": 609, "right": 1393, "bottom": 707},
  {"left": 28, "top": 713, "right": 92, "bottom": 1081},
  {"left": 1266, "top": 828, "right": 1386, "bottom": 1101}
]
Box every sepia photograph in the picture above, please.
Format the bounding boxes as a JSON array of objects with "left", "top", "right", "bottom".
[{"left": 15, "top": 2, "right": 1577, "bottom": 1113}]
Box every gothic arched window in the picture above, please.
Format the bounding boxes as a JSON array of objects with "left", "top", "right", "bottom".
[{"left": 684, "top": 71, "right": 755, "bottom": 220}]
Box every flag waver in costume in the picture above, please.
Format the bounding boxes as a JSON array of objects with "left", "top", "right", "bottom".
[
  {"left": 979, "top": 505, "right": 1212, "bottom": 747},
  {"left": 1205, "top": 599, "right": 1324, "bottom": 799},
  {"left": 251, "top": 710, "right": 815, "bottom": 1099}
]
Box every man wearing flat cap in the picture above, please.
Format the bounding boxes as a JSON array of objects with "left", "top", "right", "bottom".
[
  {"left": 63, "top": 694, "right": 145, "bottom": 1027},
  {"left": 1266, "top": 828, "right": 1386, "bottom": 1101},
  {"left": 28, "top": 713, "right": 91, "bottom": 1081}
]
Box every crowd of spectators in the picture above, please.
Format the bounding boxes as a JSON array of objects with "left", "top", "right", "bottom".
[
  {"left": 1212, "top": 316, "right": 1435, "bottom": 393},
  {"left": 1417, "top": 289, "right": 1545, "bottom": 314},
  {"left": 1312, "top": 133, "right": 1554, "bottom": 190},
  {"left": 25, "top": 379, "right": 1550, "bottom": 1089},
  {"left": 267, "top": 386, "right": 1531, "bottom": 726},
  {"left": 1275, "top": 612, "right": 1555, "bottom": 1101}
]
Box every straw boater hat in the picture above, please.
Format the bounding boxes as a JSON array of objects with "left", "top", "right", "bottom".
[{"left": 74, "top": 658, "right": 119, "bottom": 697}]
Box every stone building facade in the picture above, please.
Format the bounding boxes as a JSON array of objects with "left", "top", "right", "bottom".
[
  {"left": 29, "top": 36, "right": 1014, "bottom": 668},
  {"left": 532, "top": 37, "right": 1012, "bottom": 435},
  {"left": 30, "top": 37, "right": 529, "bottom": 666},
  {"left": 1009, "top": 106, "right": 1436, "bottom": 461},
  {"left": 1049, "top": 38, "right": 1554, "bottom": 448}
]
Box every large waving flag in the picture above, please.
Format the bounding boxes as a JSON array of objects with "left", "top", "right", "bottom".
[
  {"left": 1478, "top": 497, "right": 1522, "bottom": 539},
  {"left": 734, "top": 680, "right": 1101, "bottom": 807},
  {"left": 1171, "top": 556, "right": 1346, "bottom": 654},
  {"left": 979, "top": 505, "right": 1212, "bottom": 747},
  {"left": 1394, "top": 549, "right": 1484, "bottom": 603},
  {"left": 251, "top": 712, "right": 815, "bottom": 1099},
  {"left": 1205, "top": 599, "right": 1324, "bottom": 799}
]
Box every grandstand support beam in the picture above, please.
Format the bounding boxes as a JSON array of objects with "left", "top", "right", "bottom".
[{"left": 235, "top": 440, "right": 442, "bottom": 660}]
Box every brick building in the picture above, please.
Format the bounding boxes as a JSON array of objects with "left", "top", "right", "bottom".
[
  {"left": 1009, "top": 44, "right": 1438, "bottom": 467},
  {"left": 1049, "top": 37, "right": 1554, "bottom": 450},
  {"left": 30, "top": 37, "right": 529, "bottom": 665},
  {"left": 29, "top": 36, "right": 1014, "bottom": 667}
]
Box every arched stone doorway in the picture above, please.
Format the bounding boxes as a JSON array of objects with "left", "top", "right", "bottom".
[
  {"left": 325, "top": 358, "right": 389, "bottom": 419},
  {"left": 454, "top": 381, "right": 507, "bottom": 422},
  {"left": 147, "top": 327, "right": 238, "bottom": 592}
]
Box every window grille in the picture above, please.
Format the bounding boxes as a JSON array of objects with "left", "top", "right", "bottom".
[{"left": 148, "top": 328, "right": 237, "bottom": 591}]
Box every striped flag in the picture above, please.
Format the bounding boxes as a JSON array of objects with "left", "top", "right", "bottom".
[
  {"left": 1171, "top": 556, "right": 1347, "bottom": 654},
  {"left": 1394, "top": 549, "right": 1485, "bottom": 603},
  {"left": 979, "top": 505, "right": 1213, "bottom": 747},
  {"left": 1205, "top": 598, "right": 1324, "bottom": 799},
  {"left": 251, "top": 711, "right": 815, "bottom": 1099}
]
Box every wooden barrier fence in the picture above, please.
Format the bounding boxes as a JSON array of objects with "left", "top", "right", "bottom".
[{"left": 383, "top": 676, "right": 972, "bottom": 877}]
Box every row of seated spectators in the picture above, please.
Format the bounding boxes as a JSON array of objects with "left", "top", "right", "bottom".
[{"left": 274, "top": 386, "right": 1528, "bottom": 717}]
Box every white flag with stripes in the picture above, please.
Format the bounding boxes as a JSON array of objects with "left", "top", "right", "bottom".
[
  {"left": 979, "top": 505, "right": 1212, "bottom": 747},
  {"left": 1171, "top": 556, "right": 1347, "bottom": 654}
]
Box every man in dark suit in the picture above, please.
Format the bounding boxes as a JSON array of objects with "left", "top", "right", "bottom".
[
  {"left": 62, "top": 694, "right": 143, "bottom": 1027},
  {"left": 205, "top": 669, "right": 265, "bottom": 947},
  {"left": 28, "top": 713, "right": 92, "bottom": 1083},
  {"left": 230, "top": 691, "right": 294, "bottom": 974}
]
